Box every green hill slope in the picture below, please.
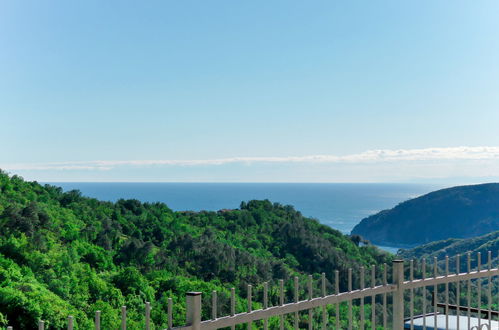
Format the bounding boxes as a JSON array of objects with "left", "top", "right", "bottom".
[
  {"left": 0, "top": 171, "right": 391, "bottom": 329},
  {"left": 351, "top": 183, "right": 499, "bottom": 246},
  {"left": 398, "top": 231, "right": 499, "bottom": 268}
]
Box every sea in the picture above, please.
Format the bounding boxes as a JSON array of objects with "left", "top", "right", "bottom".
[{"left": 48, "top": 182, "right": 442, "bottom": 254}]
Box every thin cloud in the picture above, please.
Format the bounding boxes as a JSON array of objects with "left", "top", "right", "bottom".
[{"left": 3, "top": 146, "right": 499, "bottom": 171}]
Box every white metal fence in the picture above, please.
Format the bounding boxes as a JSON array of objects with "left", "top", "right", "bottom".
[{"left": 6, "top": 252, "right": 499, "bottom": 329}]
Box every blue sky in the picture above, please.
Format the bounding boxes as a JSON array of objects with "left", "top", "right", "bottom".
[{"left": 1, "top": 1, "right": 499, "bottom": 182}]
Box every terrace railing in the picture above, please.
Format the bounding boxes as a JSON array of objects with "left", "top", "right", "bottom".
[{"left": 7, "top": 252, "right": 499, "bottom": 329}]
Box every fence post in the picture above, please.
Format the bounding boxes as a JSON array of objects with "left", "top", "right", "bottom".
[
  {"left": 168, "top": 297, "right": 173, "bottom": 330},
  {"left": 145, "top": 302, "right": 151, "bottom": 330},
  {"left": 7, "top": 326, "right": 13, "bottom": 330},
  {"left": 38, "top": 320, "right": 45, "bottom": 330},
  {"left": 186, "top": 292, "right": 202, "bottom": 330},
  {"left": 392, "top": 260, "right": 405, "bottom": 330},
  {"left": 121, "top": 306, "right": 127, "bottom": 330},
  {"left": 95, "top": 310, "right": 101, "bottom": 330},
  {"left": 68, "top": 315, "right": 74, "bottom": 330}
]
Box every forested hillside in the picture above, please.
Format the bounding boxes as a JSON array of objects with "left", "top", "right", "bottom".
[
  {"left": 0, "top": 171, "right": 392, "bottom": 329},
  {"left": 351, "top": 183, "right": 499, "bottom": 246},
  {"left": 398, "top": 230, "right": 499, "bottom": 269}
]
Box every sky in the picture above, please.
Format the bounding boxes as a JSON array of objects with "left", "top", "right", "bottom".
[{"left": 1, "top": 1, "right": 499, "bottom": 183}]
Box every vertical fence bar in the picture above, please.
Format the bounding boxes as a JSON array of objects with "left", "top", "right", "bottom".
[
  {"left": 212, "top": 291, "right": 217, "bottom": 320},
  {"left": 121, "top": 306, "right": 126, "bottom": 330},
  {"left": 477, "top": 252, "right": 482, "bottom": 328},
  {"left": 145, "top": 302, "right": 151, "bottom": 330},
  {"left": 360, "top": 266, "right": 365, "bottom": 330},
  {"left": 383, "top": 264, "right": 387, "bottom": 329},
  {"left": 38, "top": 320, "right": 44, "bottom": 330},
  {"left": 247, "top": 284, "right": 252, "bottom": 330},
  {"left": 186, "top": 292, "right": 201, "bottom": 330},
  {"left": 422, "top": 258, "right": 426, "bottom": 330},
  {"left": 446, "top": 256, "right": 452, "bottom": 326},
  {"left": 264, "top": 281, "right": 268, "bottom": 330},
  {"left": 308, "top": 275, "right": 313, "bottom": 330},
  {"left": 371, "top": 265, "right": 376, "bottom": 330},
  {"left": 488, "top": 251, "right": 492, "bottom": 329},
  {"left": 393, "top": 260, "right": 404, "bottom": 330},
  {"left": 68, "top": 316, "right": 74, "bottom": 330},
  {"left": 294, "top": 277, "right": 299, "bottom": 330},
  {"left": 433, "top": 257, "right": 438, "bottom": 330},
  {"left": 410, "top": 260, "right": 414, "bottom": 330},
  {"left": 348, "top": 268, "right": 353, "bottom": 330},
  {"left": 279, "top": 279, "right": 284, "bottom": 330},
  {"left": 467, "top": 252, "right": 471, "bottom": 329},
  {"left": 168, "top": 297, "right": 173, "bottom": 330},
  {"left": 95, "top": 310, "right": 101, "bottom": 330},
  {"left": 231, "top": 288, "right": 235, "bottom": 330},
  {"left": 456, "top": 254, "right": 460, "bottom": 330},
  {"left": 322, "top": 272, "right": 327, "bottom": 330},
  {"left": 335, "top": 270, "right": 340, "bottom": 330}
]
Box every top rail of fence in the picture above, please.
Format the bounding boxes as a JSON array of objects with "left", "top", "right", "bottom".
[{"left": 8, "top": 252, "right": 499, "bottom": 330}]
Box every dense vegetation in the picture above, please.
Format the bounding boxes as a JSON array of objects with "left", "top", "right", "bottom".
[
  {"left": 0, "top": 171, "right": 392, "bottom": 329},
  {"left": 398, "top": 230, "right": 499, "bottom": 269},
  {"left": 351, "top": 183, "right": 499, "bottom": 246}
]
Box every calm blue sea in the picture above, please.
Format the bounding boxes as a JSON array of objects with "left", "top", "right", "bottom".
[{"left": 47, "top": 183, "right": 441, "bottom": 253}]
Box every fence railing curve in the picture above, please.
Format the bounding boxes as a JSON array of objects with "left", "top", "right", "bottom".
[{"left": 7, "top": 253, "right": 499, "bottom": 329}]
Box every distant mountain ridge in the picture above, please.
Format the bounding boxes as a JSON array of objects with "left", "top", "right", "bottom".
[{"left": 351, "top": 183, "right": 499, "bottom": 246}]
